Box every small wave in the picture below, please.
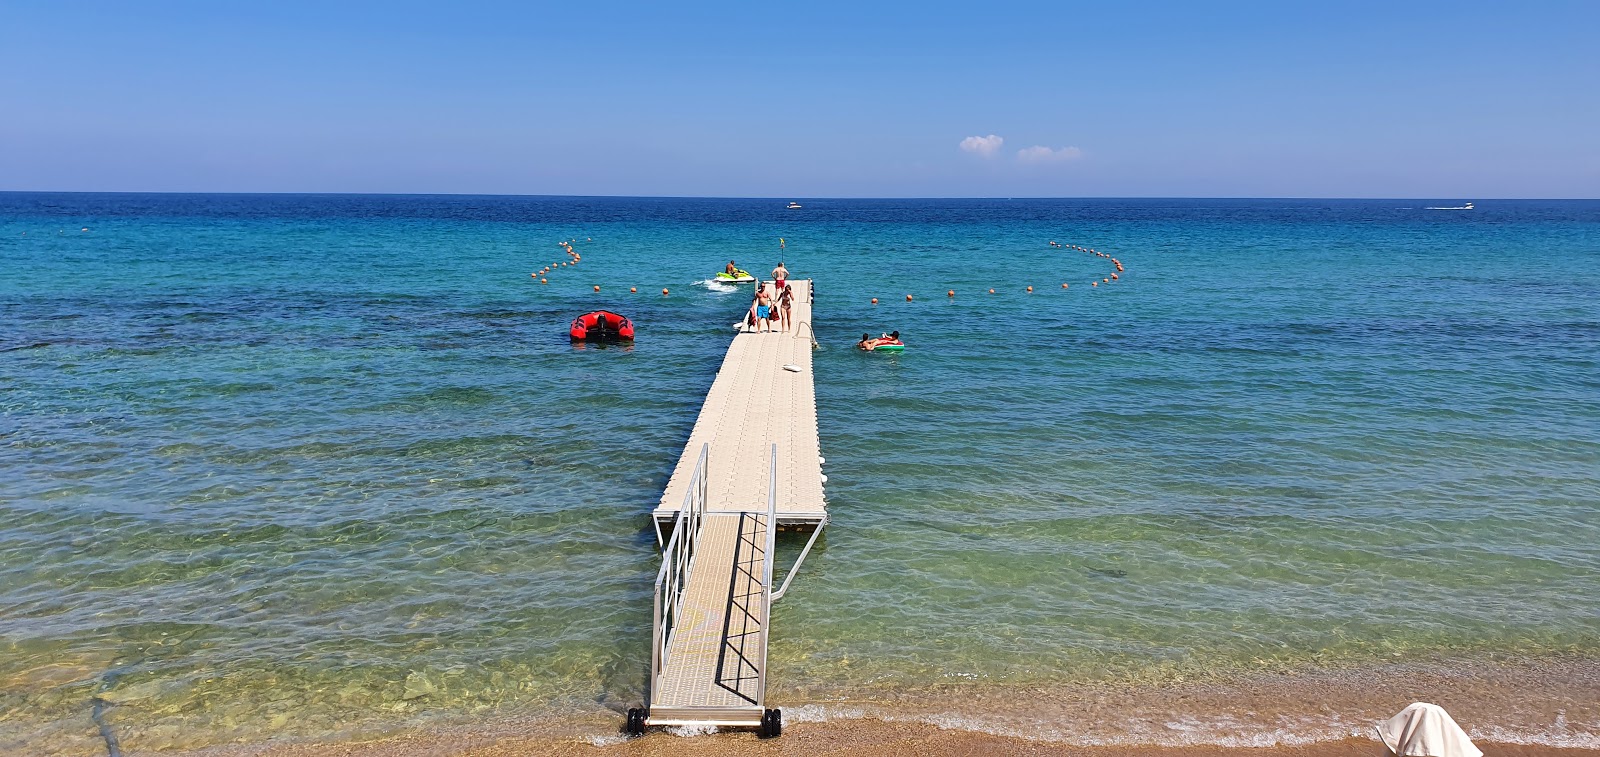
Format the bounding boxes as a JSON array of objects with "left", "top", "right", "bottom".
[
  {"left": 666, "top": 723, "right": 720, "bottom": 737},
  {"left": 695, "top": 279, "right": 738, "bottom": 293},
  {"left": 784, "top": 704, "right": 868, "bottom": 723},
  {"left": 893, "top": 710, "right": 1365, "bottom": 747},
  {"left": 1474, "top": 714, "right": 1600, "bottom": 749}
]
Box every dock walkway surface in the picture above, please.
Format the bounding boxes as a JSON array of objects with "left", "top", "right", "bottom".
[
  {"left": 652, "top": 279, "right": 825, "bottom": 526},
  {"left": 633, "top": 279, "right": 826, "bottom": 737}
]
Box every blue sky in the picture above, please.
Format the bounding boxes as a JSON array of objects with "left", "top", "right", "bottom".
[{"left": 2, "top": 1, "right": 1596, "bottom": 197}]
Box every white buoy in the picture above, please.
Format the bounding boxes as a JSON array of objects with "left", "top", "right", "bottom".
[
  {"left": 819, "top": 474, "right": 827, "bottom": 483},
  {"left": 783, "top": 364, "right": 801, "bottom": 372},
  {"left": 818, "top": 456, "right": 825, "bottom": 465}
]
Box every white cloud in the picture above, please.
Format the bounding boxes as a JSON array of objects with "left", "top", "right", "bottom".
[
  {"left": 1017, "top": 145, "right": 1084, "bottom": 163},
  {"left": 959, "top": 134, "right": 1005, "bottom": 158}
]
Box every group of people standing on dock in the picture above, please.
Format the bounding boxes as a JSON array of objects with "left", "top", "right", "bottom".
[{"left": 745, "top": 261, "right": 794, "bottom": 333}]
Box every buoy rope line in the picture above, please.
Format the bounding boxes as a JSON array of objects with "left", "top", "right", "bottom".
[
  {"left": 530, "top": 237, "right": 588, "bottom": 287},
  {"left": 530, "top": 236, "right": 673, "bottom": 295},
  {"left": 870, "top": 240, "right": 1126, "bottom": 303},
  {"left": 528, "top": 237, "right": 1126, "bottom": 304}
]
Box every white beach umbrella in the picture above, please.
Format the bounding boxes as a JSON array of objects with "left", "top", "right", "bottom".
[{"left": 1377, "top": 702, "right": 1483, "bottom": 757}]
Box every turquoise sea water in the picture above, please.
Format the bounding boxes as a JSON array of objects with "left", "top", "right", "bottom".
[{"left": 2, "top": 194, "right": 1598, "bottom": 752}]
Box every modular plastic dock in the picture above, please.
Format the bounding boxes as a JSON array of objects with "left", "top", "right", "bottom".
[{"left": 626, "top": 280, "right": 826, "bottom": 739}]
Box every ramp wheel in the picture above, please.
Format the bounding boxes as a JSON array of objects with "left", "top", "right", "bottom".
[
  {"left": 759, "top": 708, "right": 782, "bottom": 739},
  {"left": 625, "top": 707, "right": 647, "bottom": 736}
]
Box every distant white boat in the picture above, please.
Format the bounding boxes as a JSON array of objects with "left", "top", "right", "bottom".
[
  {"left": 787, "top": 202, "right": 802, "bottom": 209},
  {"left": 1426, "top": 201, "right": 1475, "bottom": 210}
]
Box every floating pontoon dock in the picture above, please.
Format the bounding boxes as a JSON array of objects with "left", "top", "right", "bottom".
[{"left": 626, "top": 280, "right": 827, "bottom": 739}]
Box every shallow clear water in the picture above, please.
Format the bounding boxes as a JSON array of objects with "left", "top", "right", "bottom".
[{"left": 2, "top": 194, "right": 1598, "bottom": 751}]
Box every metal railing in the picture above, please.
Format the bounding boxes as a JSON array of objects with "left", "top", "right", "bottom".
[
  {"left": 771, "top": 512, "right": 826, "bottom": 602},
  {"left": 650, "top": 443, "right": 709, "bottom": 705},
  {"left": 756, "top": 443, "right": 778, "bottom": 707},
  {"left": 793, "top": 320, "right": 819, "bottom": 348},
  {"left": 715, "top": 512, "right": 768, "bottom": 703}
]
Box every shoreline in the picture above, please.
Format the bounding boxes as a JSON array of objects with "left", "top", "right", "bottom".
[
  {"left": 137, "top": 657, "right": 1600, "bottom": 756},
  {"left": 186, "top": 728, "right": 1600, "bottom": 757}
]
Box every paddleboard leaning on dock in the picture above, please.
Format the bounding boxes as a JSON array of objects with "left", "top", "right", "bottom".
[{"left": 627, "top": 280, "right": 825, "bottom": 738}]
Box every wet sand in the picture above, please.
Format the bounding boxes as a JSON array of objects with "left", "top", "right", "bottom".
[
  {"left": 174, "top": 658, "right": 1598, "bottom": 757},
  {"left": 205, "top": 726, "right": 1598, "bottom": 757}
]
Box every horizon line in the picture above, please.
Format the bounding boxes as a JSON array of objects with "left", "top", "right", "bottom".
[{"left": 2, "top": 190, "right": 1593, "bottom": 202}]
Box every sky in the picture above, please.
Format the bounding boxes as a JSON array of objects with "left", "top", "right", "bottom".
[{"left": 2, "top": 1, "right": 1597, "bottom": 197}]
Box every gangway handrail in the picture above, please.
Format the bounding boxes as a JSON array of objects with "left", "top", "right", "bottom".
[
  {"left": 650, "top": 442, "right": 710, "bottom": 705},
  {"left": 757, "top": 443, "right": 778, "bottom": 708}
]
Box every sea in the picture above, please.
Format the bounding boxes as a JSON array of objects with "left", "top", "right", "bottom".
[{"left": 2, "top": 193, "right": 1597, "bottom": 753}]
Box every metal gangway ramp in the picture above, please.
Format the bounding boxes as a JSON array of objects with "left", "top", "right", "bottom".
[{"left": 625, "top": 280, "right": 827, "bottom": 739}]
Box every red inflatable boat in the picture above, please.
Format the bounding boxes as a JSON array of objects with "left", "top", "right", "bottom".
[{"left": 570, "top": 310, "right": 635, "bottom": 341}]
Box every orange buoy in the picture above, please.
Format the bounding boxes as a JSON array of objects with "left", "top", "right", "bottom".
[
  {"left": 871, "top": 298, "right": 878, "bottom": 304},
  {"left": 1061, "top": 283, "right": 1069, "bottom": 289},
  {"left": 1111, "top": 274, "right": 1119, "bottom": 280},
  {"left": 906, "top": 294, "right": 913, "bottom": 302},
  {"left": 989, "top": 288, "right": 995, "bottom": 294},
  {"left": 630, "top": 287, "right": 637, "bottom": 293},
  {"left": 948, "top": 290, "right": 955, "bottom": 297},
  {"left": 1092, "top": 281, "right": 1098, "bottom": 287},
  {"left": 662, "top": 288, "right": 669, "bottom": 295},
  {"left": 540, "top": 278, "right": 547, "bottom": 284},
  {"left": 1026, "top": 286, "right": 1033, "bottom": 292},
  {"left": 1104, "top": 277, "right": 1110, "bottom": 283},
  {"left": 531, "top": 273, "right": 537, "bottom": 278},
  {"left": 593, "top": 285, "right": 600, "bottom": 292}
]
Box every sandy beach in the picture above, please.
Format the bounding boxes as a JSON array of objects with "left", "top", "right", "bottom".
[
  {"left": 194, "top": 727, "right": 1600, "bottom": 757},
  {"left": 162, "top": 657, "right": 1597, "bottom": 757}
]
